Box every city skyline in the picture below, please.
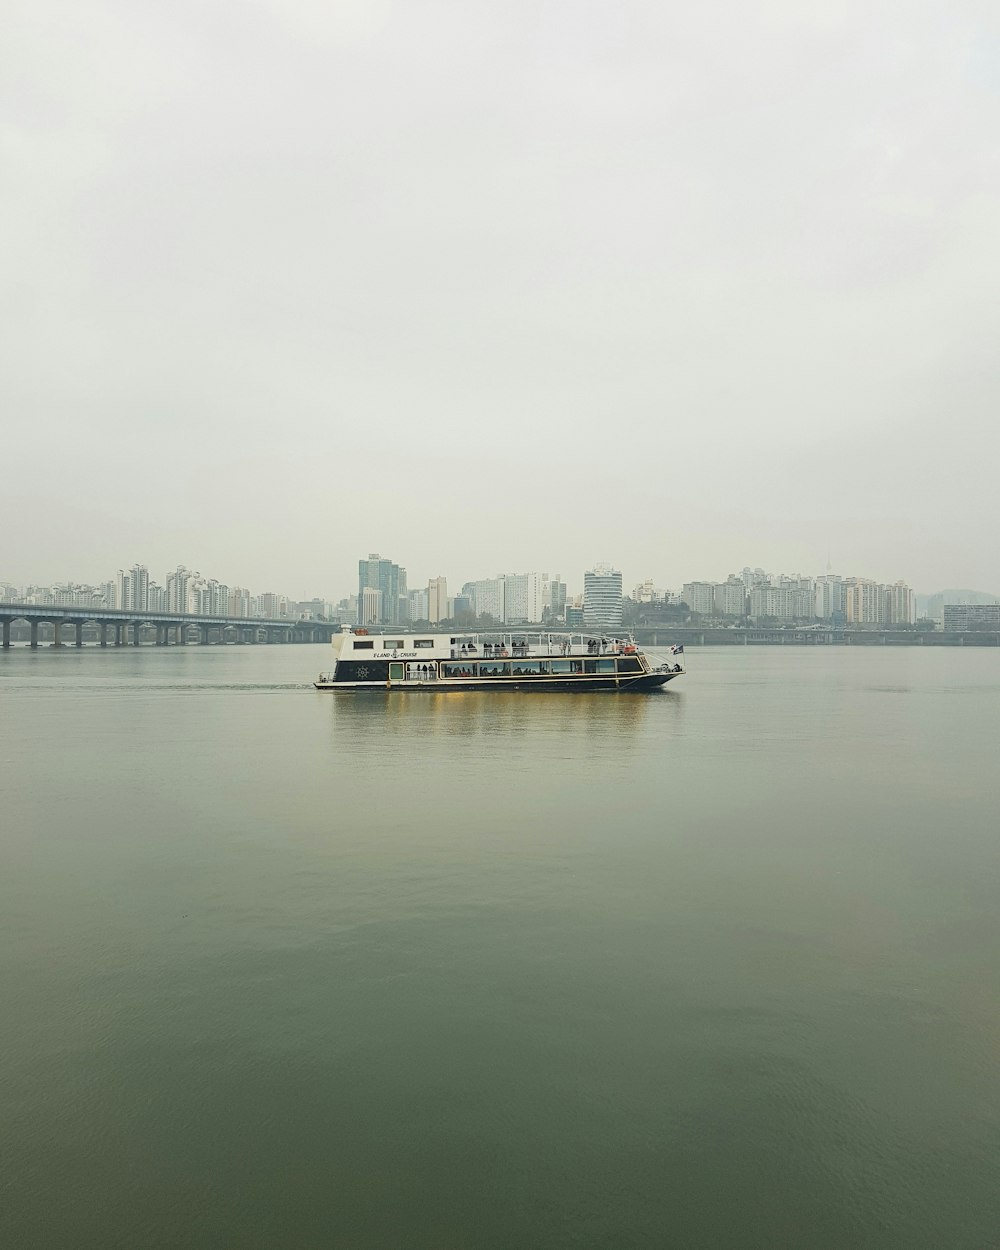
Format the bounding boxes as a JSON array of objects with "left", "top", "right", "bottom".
[
  {"left": 5, "top": 552, "right": 954, "bottom": 623},
  {"left": 2, "top": 541, "right": 989, "bottom": 610}
]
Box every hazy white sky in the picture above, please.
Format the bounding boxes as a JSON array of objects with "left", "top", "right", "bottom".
[{"left": 4, "top": 0, "right": 999, "bottom": 598}]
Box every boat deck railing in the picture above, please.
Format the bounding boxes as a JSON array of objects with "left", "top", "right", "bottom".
[{"left": 449, "top": 634, "right": 637, "bottom": 660}]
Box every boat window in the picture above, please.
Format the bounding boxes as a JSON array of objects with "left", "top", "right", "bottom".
[
  {"left": 443, "top": 662, "right": 473, "bottom": 678},
  {"left": 353, "top": 640, "right": 374, "bottom": 650},
  {"left": 479, "top": 662, "right": 510, "bottom": 677},
  {"left": 549, "top": 660, "right": 573, "bottom": 674},
  {"left": 618, "top": 657, "right": 642, "bottom": 674},
  {"left": 584, "top": 659, "right": 598, "bottom": 674},
  {"left": 389, "top": 663, "right": 404, "bottom": 680},
  {"left": 597, "top": 659, "right": 615, "bottom": 674},
  {"left": 383, "top": 640, "right": 404, "bottom": 650},
  {"left": 414, "top": 639, "right": 434, "bottom": 649},
  {"left": 513, "top": 661, "right": 542, "bottom": 674}
]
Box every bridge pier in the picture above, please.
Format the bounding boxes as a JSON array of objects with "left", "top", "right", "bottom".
[
  {"left": 200, "top": 625, "right": 210, "bottom": 645},
  {"left": 53, "top": 621, "right": 62, "bottom": 648},
  {"left": 99, "top": 623, "right": 108, "bottom": 647},
  {"left": 155, "top": 625, "right": 167, "bottom": 645},
  {"left": 30, "top": 620, "right": 39, "bottom": 648},
  {"left": 132, "top": 621, "right": 142, "bottom": 646},
  {"left": 2, "top": 620, "right": 10, "bottom": 649},
  {"left": 75, "top": 621, "right": 84, "bottom": 647},
  {"left": 177, "top": 623, "right": 187, "bottom": 645}
]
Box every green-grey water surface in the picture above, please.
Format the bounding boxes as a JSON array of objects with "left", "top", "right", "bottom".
[{"left": 1, "top": 644, "right": 998, "bottom": 1248}]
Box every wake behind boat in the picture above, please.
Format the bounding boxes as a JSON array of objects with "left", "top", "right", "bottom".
[{"left": 314, "top": 628, "right": 684, "bottom": 692}]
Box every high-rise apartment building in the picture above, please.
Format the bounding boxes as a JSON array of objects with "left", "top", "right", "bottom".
[
  {"left": 359, "top": 586, "right": 381, "bottom": 624},
  {"left": 844, "top": 578, "right": 884, "bottom": 625},
  {"left": 230, "top": 587, "right": 252, "bottom": 618},
  {"left": 115, "top": 564, "right": 150, "bottom": 611},
  {"left": 633, "top": 579, "right": 662, "bottom": 604},
  {"left": 842, "top": 578, "right": 914, "bottom": 626},
  {"left": 682, "top": 581, "right": 717, "bottom": 615},
  {"left": 715, "top": 576, "right": 747, "bottom": 617},
  {"left": 523, "top": 572, "right": 552, "bottom": 623},
  {"left": 884, "top": 581, "right": 915, "bottom": 626},
  {"left": 409, "top": 588, "right": 429, "bottom": 622},
  {"left": 584, "top": 564, "right": 623, "bottom": 629},
  {"left": 504, "top": 574, "right": 531, "bottom": 623},
  {"left": 462, "top": 577, "right": 506, "bottom": 622},
  {"left": 815, "top": 575, "right": 846, "bottom": 621},
  {"left": 211, "top": 581, "right": 231, "bottom": 616},
  {"left": 460, "top": 572, "right": 560, "bottom": 624},
  {"left": 427, "top": 577, "right": 448, "bottom": 624},
  {"left": 167, "top": 566, "right": 193, "bottom": 613},
  {"left": 749, "top": 583, "right": 814, "bottom": 619},
  {"left": 257, "top": 592, "right": 287, "bottom": 619},
  {"left": 131, "top": 564, "right": 149, "bottom": 611},
  {"left": 358, "top": 553, "right": 406, "bottom": 626}
]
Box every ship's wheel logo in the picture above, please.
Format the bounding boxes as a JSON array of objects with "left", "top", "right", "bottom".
[{"left": 357, "top": 666, "right": 369, "bottom": 679}]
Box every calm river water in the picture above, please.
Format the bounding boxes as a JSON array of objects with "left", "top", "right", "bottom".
[{"left": 1, "top": 643, "right": 998, "bottom": 1248}]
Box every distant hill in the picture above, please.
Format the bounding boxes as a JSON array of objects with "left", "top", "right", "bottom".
[{"left": 918, "top": 590, "right": 1000, "bottom": 621}]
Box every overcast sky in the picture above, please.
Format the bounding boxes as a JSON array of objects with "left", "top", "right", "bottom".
[{"left": 4, "top": 0, "right": 999, "bottom": 599}]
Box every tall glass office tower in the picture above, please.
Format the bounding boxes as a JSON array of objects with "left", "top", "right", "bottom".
[{"left": 358, "top": 554, "right": 407, "bottom": 626}]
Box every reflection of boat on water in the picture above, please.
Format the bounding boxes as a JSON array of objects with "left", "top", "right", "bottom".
[
  {"left": 314, "top": 628, "right": 685, "bottom": 693},
  {"left": 323, "top": 684, "right": 676, "bottom": 749}
]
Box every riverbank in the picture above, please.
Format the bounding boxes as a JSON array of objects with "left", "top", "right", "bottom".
[{"left": 633, "top": 626, "right": 1000, "bottom": 647}]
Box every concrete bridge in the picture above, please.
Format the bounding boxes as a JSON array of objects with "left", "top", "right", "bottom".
[{"left": 0, "top": 602, "right": 341, "bottom": 648}]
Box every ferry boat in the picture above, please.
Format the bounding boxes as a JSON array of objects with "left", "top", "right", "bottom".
[{"left": 314, "top": 629, "right": 684, "bottom": 692}]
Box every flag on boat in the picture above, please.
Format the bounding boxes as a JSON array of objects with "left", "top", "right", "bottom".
[{"left": 670, "top": 644, "right": 684, "bottom": 655}]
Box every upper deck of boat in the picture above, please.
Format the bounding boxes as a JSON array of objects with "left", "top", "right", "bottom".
[
  {"left": 450, "top": 633, "right": 640, "bottom": 659},
  {"left": 341, "top": 629, "right": 642, "bottom": 660}
]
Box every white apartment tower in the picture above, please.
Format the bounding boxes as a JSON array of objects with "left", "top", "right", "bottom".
[
  {"left": 359, "top": 586, "right": 381, "bottom": 625},
  {"left": 167, "top": 566, "right": 193, "bottom": 613},
  {"left": 427, "top": 577, "right": 448, "bottom": 624},
  {"left": 682, "top": 582, "right": 717, "bottom": 615},
  {"left": 115, "top": 564, "right": 149, "bottom": 611}
]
